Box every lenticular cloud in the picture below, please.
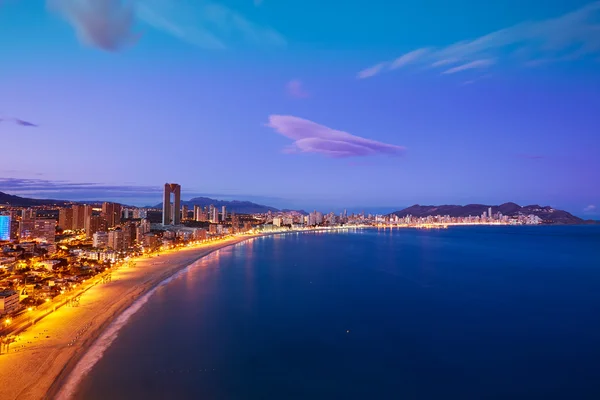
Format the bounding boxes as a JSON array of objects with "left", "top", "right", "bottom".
[{"left": 266, "top": 115, "right": 405, "bottom": 158}]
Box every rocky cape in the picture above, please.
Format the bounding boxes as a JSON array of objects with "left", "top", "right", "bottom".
[{"left": 388, "top": 202, "right": 586, "bottom": 224}]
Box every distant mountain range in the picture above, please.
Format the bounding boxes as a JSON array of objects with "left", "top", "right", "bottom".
[
  {"left": 0, "top": 191, "right": 72, "bottom": 207},
  {"left": 154, "top": 196, "right": 280, "bottom": 214},
  {"left": 388, "top": 203, "right": 585, "bottom": 224},
  {"left": 0, "top": 192, "right": 592, "bottom": 223}
]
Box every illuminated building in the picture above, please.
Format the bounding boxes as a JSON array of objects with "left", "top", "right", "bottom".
[
  {"left": 221, "top": 206, "right": 226, "bottom": 221},
  {"left": 58, "top": 208, "right": 73, "bottom": 230},
  {"left": 108, "top": 229, "right": 125, "bottom": 251},
  {"left": 85, "top": 215, "right": 108, "bottom": 238},
  {"left": 162, "top": 183, "right": 181, "bottom": 225},
  {"left": 93, "top": 231, "right": 109, "bottom": 248},
  {"left": 182, "top": 205, "right": 189, "bottom": 221},
  {"left": 0, "top": 289, "right": 20, "bottom": 315},
  {"left": 102, "top": 202, "right": 122, "bottom": 228},
  {"left": 72, "top": 204, "right": 93, "bottom": 230},
  {"left": 209, "top": 205, "right": 218, "bottom": 223},
  {"left": 33, "top": 219, "right": 56, "bottom": 243},
  {"left": 0, "top": 215, "right": 10, "bottom": 241},
  {"left": 19, "top": 218, "right": 35, "bottom": 240}
]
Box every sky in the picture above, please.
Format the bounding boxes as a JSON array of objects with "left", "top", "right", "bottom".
[{"left": 0, "top": 0, "right": 599, "bottom": 216}]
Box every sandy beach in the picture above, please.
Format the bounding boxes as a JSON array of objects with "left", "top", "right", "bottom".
[{"left": 0, "top": 235, "right": 256, "bottom": 400}]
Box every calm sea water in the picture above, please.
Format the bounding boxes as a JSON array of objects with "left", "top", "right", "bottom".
[{"left": 74, "top": 226, "right": 600, "bottom": 400}]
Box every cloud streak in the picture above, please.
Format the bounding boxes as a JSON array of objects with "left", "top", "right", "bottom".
[
  {"left": 48, "top": 0, "right": 285, "bottom": 51},
  {"left": 0, "top": 116, "right": 38, "bottom": 127},
  {"left": 266, "top": 115, "right": 405, "bottom": 158},
  {"left": 358, "top": 2, "right": 600, "bottom": 79},
  {"left": 442, "top": 59, "right": 495, "bottom": 74},
  {"left": 137, "top": 0, "right": 285, "bottom": 50},
  {"left": 286, "top": 79, "right": 310, "bottom": 99},
  {"left": 584, "top": 204, "right": 596, "bottom": 212},
  {"left": 48, "top": 0, "right": 137, "bottom": 51}
]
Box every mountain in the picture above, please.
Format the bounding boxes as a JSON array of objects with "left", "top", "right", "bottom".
[
  {"left": 155, "top": 196, "right": 279, "bottom": 214},
  {"left": 388, "top": 203, "right": 584, "bottom": 224},
  {"left": 0, "top": 191, "right": 72, "bottom": 207}
]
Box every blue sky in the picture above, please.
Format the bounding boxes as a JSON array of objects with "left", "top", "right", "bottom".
[{"left": 0, "top": 0, "right": 599, "bottom": 216}]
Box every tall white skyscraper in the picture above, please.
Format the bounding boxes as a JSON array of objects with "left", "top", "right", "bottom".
[{"left": 221, "top": 206, "right": 226, "bottom": 221}]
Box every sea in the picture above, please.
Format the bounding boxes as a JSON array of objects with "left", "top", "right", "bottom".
[{"left": 72, "top": 226, "right": 600, "bottom": 400}]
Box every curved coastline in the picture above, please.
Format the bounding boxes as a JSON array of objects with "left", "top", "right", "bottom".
[
  {"left": 46, "top": 235, "right": 257, "bottom": 400},
  {"left": 45, "top": 227, "right": 357, "bottom": 399}
]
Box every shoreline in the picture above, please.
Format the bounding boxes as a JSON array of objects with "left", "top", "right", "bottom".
[
  {"left": 47, "top": 235, "right": 254, "bottom": 400},
  {"left": 0, "top": 234, "right": 260, "bottom": 400}
]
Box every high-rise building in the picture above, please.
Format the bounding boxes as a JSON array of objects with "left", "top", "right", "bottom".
[
  {"left": 210, "top": 206, "right": 219, "bottom": 223},
  {"left": 163, "top": 183, "right": 181, "bottom": 225},
  {"left": 33, "top": 219, "right": 56, "bottom": 243},
  {"left": 488, "top": 207, "right": 493, "bottom": 220},
  {"left": 121, "top": 221, "right": 136, "bottom": 248},
  {"left": 85, "top": 215, "right": 108, "bottom": 238},
  {"left": 0, "top": 216, "right": 10, "bottom": 241},
  {"left": 58, "top": 208, "right": 73, "bottom": 230},
  {"left": 21, "top": 208, "right": 35, "bottom": 220},
  {"left": 19, "top": 219, "right": 36, "bottom": 240},
  {"left": 93, "top": 231, "right": 109, "bottom": 248},
  {"left": 181, "top": 205, "right": 189, "bottom": 221},
  {"left": 108, "top": 229, "right": 125, "bottom": 251},
  {"left": 102, "top": 202, "right": 122, "bottom": 228},
  {"left": 72, "top": 204, "right": 93, "bottom": 230},
  {"left": 221, "top": 206, "right": 226, "bottom": 221}
]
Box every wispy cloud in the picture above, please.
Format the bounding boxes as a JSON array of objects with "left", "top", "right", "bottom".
[
  {"left": 48, "top": 0, "right": 285, "bottom": 51},
  {"left": 0, "top": 116, "right": 37, "bottom": 127},
  {"left": 48, "top": 0, "right": 137, "bottom": 51},
  {"left": 137, "top": 0, "right": 285, "bottom": 50},
  {"left": 0, "top": 178, "right": 160, "bottom": 196},
  {"left": 442, "top": 59, "right": 495, "bottom": 74},
  {"left": 358, "top": 2, "right": 600, "bottom": 79},
  {"left": 286, "top": 79, "right": 310, "bottom": 99},
  {"left": 266, "top": 115, "right": 405, "bottom": 158},
  {"left": 390, "top": 48, "right": 430, "bottom": 69},
  {"left": 357, "top": 62, "right": 388, "bottom": 79},
  {"left": 584, "top": 204, "right": 597, "bottom": 212}
]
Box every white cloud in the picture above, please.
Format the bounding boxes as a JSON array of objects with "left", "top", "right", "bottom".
[
  {"left": 358, "top": 2, "right": 600, "bottom": 79},
  {"left": 584, "top": 204, "right": 597, "bottom": 212},
  {"left": 357, "top": 62, "right": 388, "bottom": 79},
  {"left": 390, "top": 48, "right": 430, "bottom": 69},
  {"left": 442, "top": 59, "right": 495, "bottom": 74}
]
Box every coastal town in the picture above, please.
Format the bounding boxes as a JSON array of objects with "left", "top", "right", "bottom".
[{"left": 0, "top": 183, "right": 547, "bottom": 342}]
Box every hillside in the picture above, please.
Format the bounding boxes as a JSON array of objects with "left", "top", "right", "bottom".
[
  {"left": 155, "top": 196, "right": 279, "bottom": 214},
  {"left": 388, "top": 203, "right": 583, "bottom": 224},
  {"left": 0, "top": 191, "right": 72, "bottom": 207}
]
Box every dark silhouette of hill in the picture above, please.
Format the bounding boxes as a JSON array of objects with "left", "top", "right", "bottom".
[
  {"left": 155, "top": 196, "right": 279, "bottom": 214},
  {"left": 0, "top": 191, "right": 71, "bottom": 207}
]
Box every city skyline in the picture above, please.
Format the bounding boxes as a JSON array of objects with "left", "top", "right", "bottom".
[{"left": 1, "top": 0, "right": 599, "bottom": 217}]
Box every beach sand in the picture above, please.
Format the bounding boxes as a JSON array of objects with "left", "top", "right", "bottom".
[{"left": 0, "top": 235, "right": 255, "bottom": 400}]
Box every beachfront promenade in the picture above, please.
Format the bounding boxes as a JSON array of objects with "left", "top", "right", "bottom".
[{"left": 0, "top": 235, "right": 255, "bottom": 400}]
